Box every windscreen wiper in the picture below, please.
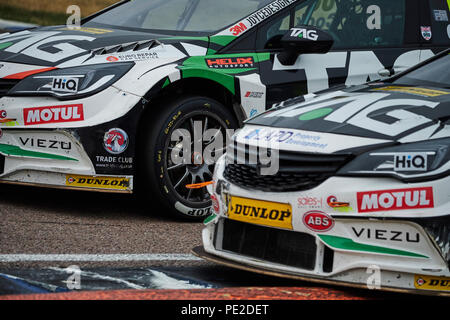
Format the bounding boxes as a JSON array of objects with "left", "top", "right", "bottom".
[{"left": 176, "top": 0, "right": 200, "bottom": 31}]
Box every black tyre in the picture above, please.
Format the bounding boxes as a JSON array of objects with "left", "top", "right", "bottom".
[{"left": 139, "top": 96, "right": 238, "bottom": 220}]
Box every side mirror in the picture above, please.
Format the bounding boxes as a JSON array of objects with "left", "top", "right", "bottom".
[{"left": 278, "top": 26, "right": 334, "bottom": 65}]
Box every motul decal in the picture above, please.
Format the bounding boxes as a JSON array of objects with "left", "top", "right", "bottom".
[
  {"left": 357, "top": 187, "right": 434, "bottom": 213},
  {"left": 23, "top": 104, "right": 84, "bottom": 125},
  {"left": 206, "top": 57, "right": 254, "bottom": 69}
]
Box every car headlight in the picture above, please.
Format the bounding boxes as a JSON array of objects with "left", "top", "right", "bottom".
[
  {"left": 337, "top": 138, "right": 450, "bottom": 182},
  {"left": 8, "top": 62, "right": 134, "bottom": 100}
]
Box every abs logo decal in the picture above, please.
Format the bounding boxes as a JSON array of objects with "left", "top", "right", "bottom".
[
  {"left": 206, "top": 57, "right": 254, "bottom": 69},
  {"left": 357, "top": 187, "right": 434, "bottom": 213},
  {"left": 394, "top": 153, "right": 428, "bottom": 172},
  {"left": 104, "top": 128, "right": 129, "bottom": 154},
  {"left": 302, "top": 211, "right": 334, "bottom": 232},
  {"left": 290, "top": 28, "right": 319, "bottom": 41},
  {"left": 23, "top": 104, "right": 84, "bottom": 125}
]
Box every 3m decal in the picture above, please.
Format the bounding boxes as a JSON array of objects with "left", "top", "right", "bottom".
[
  {"left": 372, "top": 86, "right": 450, "bottom": 97},
  {"left": 229, "top": 22, "right": 247, "bottom": 36},
  {"left": 228, "top": 196, "right": 292, "bottom": 230},
  {"left": 66, "top": 174, "right": 130, "bottom": 190},
  {"left": 23, "top": 104, "right": 84, "bottom": 125},
  {"left": 357, "top": 187, "right": 434, "bottom": 213},
  {"left": 302, "top": 211, "right": 334, "bottom": 232},
  {"left": 394, "top": 153, "right": 428, "bottom": 172},
  {"left": 415, "top": 275, "right": 450, "bottom": 291},
  {"left": 206, "top": 57, "right": 255, "bottom": 69},
  {"left": 103, "top": 128, "right": 129, "bottom": 155}
]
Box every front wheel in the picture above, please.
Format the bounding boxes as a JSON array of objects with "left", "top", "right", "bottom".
[{"left": 139, "top": 96, "right": 238, "bottom": 220}]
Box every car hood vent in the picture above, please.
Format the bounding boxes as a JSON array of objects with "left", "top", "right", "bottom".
[{"left": 91, "top": 39, "right": 162, "bottom": 55}]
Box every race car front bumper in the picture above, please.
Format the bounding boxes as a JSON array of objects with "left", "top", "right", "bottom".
[
  {"left": 0, "top": 128, "right": 133, "bottom": 192},
  {"left": 200, "top": 156, "right": 450, "bottom": 295}
]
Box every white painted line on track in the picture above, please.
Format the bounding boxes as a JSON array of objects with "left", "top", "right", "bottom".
[
  {"left": 0, "top": 254, "right": 202, "bottom": 262},
  {"left": 49, "top": 267, "right": 146, "bottom": 290}
]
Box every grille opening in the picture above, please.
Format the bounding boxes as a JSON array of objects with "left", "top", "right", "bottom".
[
  {"left": 322, "top": 245, "right": 334, "bottom": 273},
  {"left": 0, "top": 79, "right": 20, "bottom": 98},
  {"left": 216, "top": 218, "right": 317, "bottom": 270},
  {"left": 224, "top": 141, "right": 353, "bottom": 192}
]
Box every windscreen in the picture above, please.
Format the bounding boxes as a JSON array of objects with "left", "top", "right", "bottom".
[
  {"left": 393, "top": 54, "right": 450, "bottom": 89},
  {"left": 87, "top": 0, "right": 274, "bottom": 33}
]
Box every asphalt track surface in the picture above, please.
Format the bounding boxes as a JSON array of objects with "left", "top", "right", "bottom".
[{"left": 0, "top": 184, "right": 437, "bottom": 301}]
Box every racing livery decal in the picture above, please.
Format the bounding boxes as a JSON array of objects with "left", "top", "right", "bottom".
[{"left": 357, "top": 187, "right": 434, "bottom": 213}]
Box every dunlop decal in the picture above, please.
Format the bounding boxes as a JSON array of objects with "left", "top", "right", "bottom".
[
  {"left": 227, "top": 196, "right": 292, "bottom": 230},
  {"left": 66, "top": 175, "right": 130, "bottom": 190}
]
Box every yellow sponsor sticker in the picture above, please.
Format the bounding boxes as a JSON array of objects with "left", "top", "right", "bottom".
[
  {"left": 227, "top": 196, "right": 293, "bottom": 230},
  {"left": 414, "top": 275, "right": 450, "bottom": 291},
  {"left": 66, "top": 174, "right": 130, "bottom": 190},
  {"left": 58, "top": 27, "right": 114, "bottom": 34},
  {"left": 373, "top": 86, "right": 450, "bottom": 97}
]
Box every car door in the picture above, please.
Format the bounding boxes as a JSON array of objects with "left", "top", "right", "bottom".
[
  {"left": 418, "top": 0, "right": 450, "bottom": 62},
  {"left": 257, "top": 0, "right": 422, "bottom": 108}
]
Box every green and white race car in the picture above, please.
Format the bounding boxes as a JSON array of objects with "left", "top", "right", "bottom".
[{"left": 0, "top": 0, "right": 448, "bottom": 219}]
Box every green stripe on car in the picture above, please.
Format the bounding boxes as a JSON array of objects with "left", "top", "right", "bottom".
[
  {"left": 318, "top": 234, "right": 428, "bottom": 259},
  {"left": 0, "top": 144, "right": 78, "bottom": 161}
]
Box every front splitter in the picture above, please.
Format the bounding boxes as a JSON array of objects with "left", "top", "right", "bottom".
[{"left": 192, "top": 246, "right": 450, "bottom": 297}]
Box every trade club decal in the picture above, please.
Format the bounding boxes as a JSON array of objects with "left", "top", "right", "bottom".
[{"left": 103, "top": 128, "right": 129, "bottom": 155}]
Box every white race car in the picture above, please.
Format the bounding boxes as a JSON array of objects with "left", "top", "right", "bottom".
[
  {"left": 195, "top": 49, "right": 450, "bottom": 296},
  {"left": 0, "top": 0, "right": 448, "bottom": 219}
]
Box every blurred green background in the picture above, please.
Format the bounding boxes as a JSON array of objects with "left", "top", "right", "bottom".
[{"left": 0, "top": 0, "right": 120, "bottom": 26}]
